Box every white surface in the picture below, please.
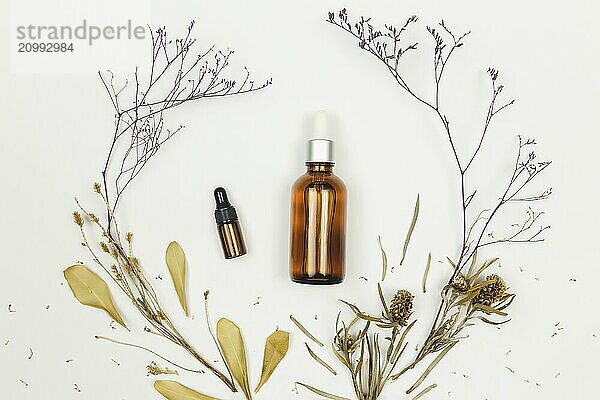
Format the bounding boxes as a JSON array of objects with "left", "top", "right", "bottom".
[{"left": 1, "top": 0, "right": 599, "bottom": 399}]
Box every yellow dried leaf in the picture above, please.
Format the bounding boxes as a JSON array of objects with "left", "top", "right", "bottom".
[
  {"left": 412, "top": 383, "right": 437, "bottom": 400},
  {"left": 422, "top": 252, "right": 432, "bottom": 293},
  {"left": 255, "top": 330, "right": 290, "bottom": 393},
  {"left": 377, "top": 236, "right": 388, "bottom": 281},
  {"left": 154, "top": 380, "right": 223, "bottom": 400},
  {"left": 165, "top": 241, "right": 189, "bottom": 316},
  {"left": 468, "top": 257, "right": 499, "bottom": 284},
  {"left": 400, "top": 194, "right": 420, "bottom": 266},
  {"left": 304, "top": 342, "right": 337, "bottom": 376},
  {"left": 296, "top": 382, "right": 351, "bottom": 400},
  {"left": 406, "top": 342, "right": 456, "bottom": 394},
  {"left": 474, "top": 304, "right": 508, "bottom": 316},
  {"left": 216, "top": 318, "right": 252, "bottom": 400},
  {"left": 290, "top": 315, "right": 324, "bottom": 347},
  {"left": 63, "top": 264, "right": 126, "bottom": 329}
]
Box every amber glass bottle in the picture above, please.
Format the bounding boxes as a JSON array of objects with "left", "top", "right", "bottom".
[{"left": 290, "top": 136, "right": 347, "bottom": 285}]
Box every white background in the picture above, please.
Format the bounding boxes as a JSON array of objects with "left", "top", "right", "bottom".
[{"left": 1, "top": 0, "right": 599, "bottom": 399}]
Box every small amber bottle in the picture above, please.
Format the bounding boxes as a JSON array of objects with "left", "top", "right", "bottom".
[
  {"left": 214, "top": 187, "right": 247, "bottom": 259},
  {"left": 289, "top": 113, "right": 347, "bottom": 284}
]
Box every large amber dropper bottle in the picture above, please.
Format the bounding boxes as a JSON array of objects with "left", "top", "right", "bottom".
[{"left": 289, "top": 111, "right": 347, "bottom": 285}]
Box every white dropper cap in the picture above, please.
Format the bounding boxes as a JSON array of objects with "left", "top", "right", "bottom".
[{"left": 306, "top": 110, "right": 334, "bottom": 163}]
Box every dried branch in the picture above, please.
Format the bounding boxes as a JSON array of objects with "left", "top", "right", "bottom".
[
  {"left": 75, "top": 195, "right": 236, "bottom": 391},
  {"left": 308, "top": 8, "right": 554, "bottom": 399},
  {"left": 100, "top": 21, "right": 271, "bottom": 230},
  {"left": 70, "top": 21, "right": 270, "bottom": 394}
]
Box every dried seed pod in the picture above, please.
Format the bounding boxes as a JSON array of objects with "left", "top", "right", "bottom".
[
  {"left": 473, "top": 274, "right": 507, "bottom": 306},
  {"left": 389, "top": 290, "right": 414, "bottom": 326},
  {"left": 451, "top": 274, "right": 469, "bottom": 292}
]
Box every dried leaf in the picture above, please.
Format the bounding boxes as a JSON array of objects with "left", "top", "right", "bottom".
[
  {"left": 466, "top": 250, "right": 478, "bottom": 277},
  {"left": 154, "top": 380, "right": 223, "bottom": 400},
  {"left": 165, "top": 241, "right": 189, "bottom": 316},
  {"left": 468, "top": 257, "right": 499, "bottom": 284},
  {"left": 467, "top": 279, "right": 496, "bottom": 293},
  {"left": 290, "top": 315, "right": 324, "bottom": 347},
  {"left": 456, "top": 290, "right": 480, "bottom": 306},
  {"left": 400, "top": 194, "right": 420, "bottom": 266},
  {"left": 341, "top": 301, "right": 386, "bottom": 324},
  {"left": 216, "top": 318, "right": 252, "bottom": 400},
  {"left": 473, "top": 304, "right": 508, "bottom": 316},
  {"left": 465, "top": 190, "right": 477, "bottom": 208},
  {"left": 296, "top": 382, "right": 351, "bottom": 400},
  {"left": 305, "top": 343, "right": 337, "bottom": 375},
  {"left": 476, "top": 316, "right": 510, "bottom": 325},
  {"left": 332, "top": 343, "right": 350, "bottom": 367},
  {"left": 422, "top": 253, "right": 432, "bottom": 293},
  {"left": 496, "top": 294, "right": 516, "bottom": 311},
  {"left": 377, "top": 236, "right": 388, "bottom": 281},
  {"left": 255, "top": 330, "right": 289, "bottom": 393},
  {"left": 406, "top": 342, "right": 456, "bottom": 394},
  {"left": 64, "top": 264, "right": 127, "bottom": 329},
  {"left": 377, "top": 283, "right": 390, "bottom": 318},
  {"left": 412, "top": 383, "right": 437, "bottom": 400},
  {"left": 446, "top": 257, "right": 457, "bottom": 270}
]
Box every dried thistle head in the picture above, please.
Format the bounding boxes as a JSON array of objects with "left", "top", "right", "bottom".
[
  {"left": 72, "top": 211, "right": 84, "bottom": 227},
  {"left": 451, "top": 274, "right": 469, "bottom": 292},
  {"left": 473, "top": 274, "right": 507, "bottom": 306},
  {"left": 389, "top": 290, "right": 414, "bottom": 326}
]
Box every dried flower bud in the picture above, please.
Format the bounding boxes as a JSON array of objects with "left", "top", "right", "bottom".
[
  {"left": 110, "top": 265, "right": 123, "bottom": 281},
  {"left": 345, "top": 335, "right": 355, "bottom": 349},
  {"left": 72, "top": 211, "right": 84, "bottom": 227},
  {"left": 88, "top": 213, "right": 99, "bottom": 223},
  {"left": 334, "top": 333, "right": 356, "bottom": 353},
  {"left": 126, "top": 232, "right": 133, "bottom": 244},
  {"left": 389, "top": 289, "right": 414, "bottom": 326},
  {"left": 100, "top": 242, "right": 110, "bottom": 253},
  {"left": 146, "top": 361, "right": 177, "bottom": 376},
  {"left": 93, "top": 182, "right": 102, "bottom": 193},
  {"left": 473, "top": 274, "right": 507, "bottom": 306},
  {"left": 451, "top": 274, "right": 469, "bottom": 292},
  {"left": 129, "top": 257, "right": 141, "bottom": 272},
  {"left": 123, "top": 262, "right": 133, "bottom": 274}
]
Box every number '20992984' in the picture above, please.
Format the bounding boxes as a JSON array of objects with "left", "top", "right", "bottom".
[{"left": 18, "top": 42, "right": 74, "bottom": 52}]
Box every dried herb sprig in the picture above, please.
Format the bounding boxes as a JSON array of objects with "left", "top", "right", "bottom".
[
  {"left": 66, "top": 22, "right": 271, "bottom": 394},
  {"left": 73, "top": 193, "right": 236, "bottom": 390},
  {"left": 73, "top": 193, "right": 291, "bottom": 399},
  {"left": 296, "top": 9, "right": 552, "bottom": 399},
  {"left": 327, "top": 294, "right": 417, "bottom": 400}
]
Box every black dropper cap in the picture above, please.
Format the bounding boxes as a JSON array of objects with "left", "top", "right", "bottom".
[{"left": 214, "top": 187, "right": 239, "bottom": 225}]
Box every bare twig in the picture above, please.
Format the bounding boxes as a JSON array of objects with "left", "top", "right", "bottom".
[{"left": 99, "top": 21, "right": 271, "bottom": 230}]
